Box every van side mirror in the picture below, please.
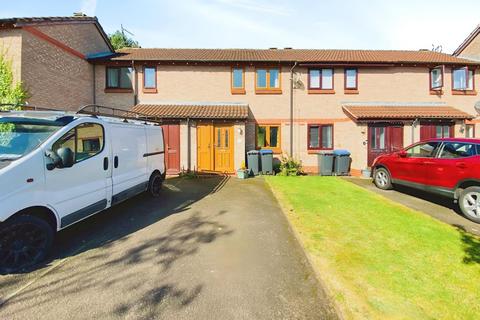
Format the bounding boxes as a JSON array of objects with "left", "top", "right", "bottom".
[
  {"left": 398, "top": 150, "right": 407, "bottom": 158},
  {"left": 46, "top": 147, "right": 74, "bottom": 170}
]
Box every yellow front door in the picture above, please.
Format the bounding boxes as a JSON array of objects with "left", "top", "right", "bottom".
[
  {"left": 197, "top": 124, "right": 213, "bottom": 171},
  {"left": 214, "top": 125, "right": 234, "bottom": 173},
  {"left": 197, "top": 123, "right": 234, "bottom": 173}
]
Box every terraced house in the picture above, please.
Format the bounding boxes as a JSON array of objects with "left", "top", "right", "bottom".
[
  {"left": 2, "top": 15, "right": 480, "bottom": 175},
  {"left": 92, "top": 48, "right": 480, "bottom": 175}
]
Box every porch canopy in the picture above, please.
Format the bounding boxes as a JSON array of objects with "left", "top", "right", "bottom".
[
  {"left": 132, "top": 102, "right": 249, "bottom": 120},
  {"left": 342, "top": 104, "right": 474, "bottom": 122}
]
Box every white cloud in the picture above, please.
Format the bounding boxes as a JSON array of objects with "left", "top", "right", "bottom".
[{"left": 80, "top": 0, "right": 97, "bottom": 16}]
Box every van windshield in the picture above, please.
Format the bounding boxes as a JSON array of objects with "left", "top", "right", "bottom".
[{"left": 0, "top": 118, "right": 63, "bottom": 161}]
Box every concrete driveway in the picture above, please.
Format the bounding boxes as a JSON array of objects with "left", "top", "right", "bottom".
[
  {"left": 0, "top": 176, "right": 337, "bottom": 320},
  {"left": 346, "top": 177, "right": 480, "bottom": 236}
]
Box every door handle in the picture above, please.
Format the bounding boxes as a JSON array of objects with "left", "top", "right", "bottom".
[
  {"left": 456, "top": 162, "right": 467, "bottom": 169},
  {"left": 103, "top": 157, "right": 109, "bottom": 170},
  {"left": 423, "top": 161, "right": 435, "bottom": 165},
  {"left": 114, "top": 156, "right": 119, "bottom": 168}
]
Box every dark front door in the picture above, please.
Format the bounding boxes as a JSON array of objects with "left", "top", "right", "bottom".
[
  {"left": 162, "top": 124, "right": 180, "bottom": 174},
  {"left": 368, "top": 124, "right": 404, "bottom": 166},
  {"left": 420, "top": 122, "right": 454, "bottom": 140}
]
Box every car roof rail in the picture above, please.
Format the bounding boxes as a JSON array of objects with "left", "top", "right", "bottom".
[
  {"left": 77, "top": 104, "right": 163, "bottom": 124},
  {"left": 0, "top": 103, "right": 60, "bottom": 112}
]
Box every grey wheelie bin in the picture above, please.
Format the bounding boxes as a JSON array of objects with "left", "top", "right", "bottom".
[
  {"left": 317, "top": 151, "right": 334, "bottom": 176},
  {"left": 247, "top": 150, "right": 261, "bottom": 175},
  {"left": 260, "top": 149, "right": 274, "bottom": 175},
  {"left": 333, "top": 149, "right": 351, "bottom": 175}
]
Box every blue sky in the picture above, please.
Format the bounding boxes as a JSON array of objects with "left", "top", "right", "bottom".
[{"left": 1, "top": 0, "right": 479, "bottom": 53}]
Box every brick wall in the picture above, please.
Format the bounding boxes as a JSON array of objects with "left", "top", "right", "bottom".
[
  {"left": 21, "top": 29, "right": 94, "bottom": 110},
  {"left": 97, "top": 63, "right": 480, "bottom": 171},
  {"left": 36, "top": 23, "right": 111, "bottom": 56}
]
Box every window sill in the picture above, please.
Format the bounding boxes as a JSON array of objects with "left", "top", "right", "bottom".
[
  {"left": 430, "top": 89, "right": 443, "bottom": 95},
  {"left": 344, "top": 89, "right": 359, "bottom": 94},
  {"left": 308, "top": 149, "right": 334, "bottom": 154},
  {"left": 231, "top": 88, "right": 246, "bottom": 95},
  {"left": 255, "top": 89, "right": 282, "bottom": 94},
  {"left": 104, "top": 88, "right": 133, "bottom": 93},
  {"left": 257, "top": 147, "right": 282, "bottom": 154},
  {"left": 308, "top": 89, "right": 335, "bottom": 94},
  {"left": 452, "top": 90, "right": 477, "bottom": 96},
  {"left": 143, "top": 88, "right": 158, "bottom": 94}
]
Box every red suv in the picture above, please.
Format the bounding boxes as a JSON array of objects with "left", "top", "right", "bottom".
[{"left": 372, "top": 138, "right": 480, "bottom": 223}]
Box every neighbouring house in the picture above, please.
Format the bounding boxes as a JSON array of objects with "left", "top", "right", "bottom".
[
  {"left": 453, "top": 24, "right": 480, "bottom": 61},
  {"left": 0, "top": 15, "right": 113, "bottom": 109},
  {"left": 1, "top": 15, "right": 480, "bottom": 175}
]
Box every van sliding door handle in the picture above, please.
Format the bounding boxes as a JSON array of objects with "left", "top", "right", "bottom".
[
  {"left": 114, "top": 156, "right": 119, "bottom": 168},
  {"left": 103, "top": 157, "right": 109, "bottom": 170}
]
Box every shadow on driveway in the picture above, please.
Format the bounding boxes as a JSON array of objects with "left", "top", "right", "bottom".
[{"left": 0, "top": 175, "right": 233, "bottom": 317}]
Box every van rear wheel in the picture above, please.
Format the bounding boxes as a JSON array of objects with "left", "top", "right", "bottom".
[
  {"left": 0, "top": 215, "right": 54, "bottom": 274},
  {"left": 148, "top": 172, "right": 163, "bottom": 197}
]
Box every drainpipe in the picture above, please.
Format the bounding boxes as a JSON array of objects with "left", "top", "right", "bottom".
[
  {"left": 289, "top": 61, "right": 298, "bottom": 157},
  {"left": 412, "top": 118, "right": 419, "bottom": 144},
  {"left": 187, "top": 118, "right": 191, "bottom": 172}
]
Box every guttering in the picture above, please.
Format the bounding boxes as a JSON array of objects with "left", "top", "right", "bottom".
[{"left": 289, "top": 61, "right": 298, "bottom": 156}]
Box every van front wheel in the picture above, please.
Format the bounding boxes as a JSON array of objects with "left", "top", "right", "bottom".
[
  {"left": 0, "top": 215, "right": 54, "bottom": 274},
  {"left": 148, "top": 172, "right": 163, "bottom": 197}
]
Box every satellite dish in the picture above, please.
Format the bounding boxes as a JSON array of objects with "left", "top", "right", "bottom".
[{"left": 475, "top": 101, "right": 480, "bottom": 115}]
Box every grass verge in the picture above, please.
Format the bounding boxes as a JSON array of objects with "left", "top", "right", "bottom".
[{"left": 266, "top": 176, "right": 480, "bottom": 320}]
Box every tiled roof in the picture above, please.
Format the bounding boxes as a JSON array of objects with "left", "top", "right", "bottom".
[
  {"left": 106, "top": 48, "right": 479, "bottom": 65},
  {"left": 0, "top": 16, "right": 97, "bottom": 27},
  {"left": 453, "top": 24, "right": 480, "bottom": 56},
  {"left": 343, "top": 105, "right": 474, "bottom": 120},
  {"left": 132, "top": 103, "right": 249, "bottom": 120}
]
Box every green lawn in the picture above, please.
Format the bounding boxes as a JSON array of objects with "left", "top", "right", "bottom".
[{"left": 266, "top": 176, "right": 480, "bottom": 320}]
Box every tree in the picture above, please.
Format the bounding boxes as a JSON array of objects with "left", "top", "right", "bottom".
[
  {"left": 109, "top": 30, "right": 140, "bottom": 50},
  {"left": 0, "top": 51, "right": 28, "bottom": 108}
]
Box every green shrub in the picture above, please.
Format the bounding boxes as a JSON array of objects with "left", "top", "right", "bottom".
[{"left": 278, "top": 156, "right": 304, "bottom": 176}]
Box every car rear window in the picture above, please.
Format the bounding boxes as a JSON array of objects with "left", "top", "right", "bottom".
[{"left": 439, "top": 142, "right": 477, "bottom": 159}]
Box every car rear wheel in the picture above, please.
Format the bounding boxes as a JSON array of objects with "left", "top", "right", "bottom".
[
  {"left": 0, "top": 215, "right": 54, "bottom": 274},
  {"left": 148, "top": 172, "right": 163, "bottom": 197},
  {"left": 374, "top": 168, "right": 393, "bottom": 190},
  {"left": 459, "top": 187, "right": 480, "bottom": 223}
]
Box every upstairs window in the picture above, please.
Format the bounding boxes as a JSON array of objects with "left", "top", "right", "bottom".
[
  {"left": 256, "top": 68, "right": 281, "bottom": 93},
  {"left": 309, "top": 69, "right": 334, "bottom": 90},
  {"left": 430, "top": 67, "right": 443, "bottom": 90},
  {"left": 143, "top": 66, "right": 156, "bottom": 90},
  {"left": 106, "top": 67, "right": 133, "bottom": 89},
  {"left": 452, "top": 67, "right": 474, "bottom": 90},
  {"left": 344, "top": 68, "right": 357, "bottom": 90},
  {"left": 231, "top": 67, "right": 245, "bottom": 94}
]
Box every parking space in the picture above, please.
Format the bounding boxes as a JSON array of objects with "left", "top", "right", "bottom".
[
  {"left": 346, "top": 177, "right": 480, "bottom": 236},
  {"left": 0, "top": 176, "right": 336, "bottom": 320}
]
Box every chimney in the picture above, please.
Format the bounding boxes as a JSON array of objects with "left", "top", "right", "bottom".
[{"left": 73, "top": 12, "right": 87, "bottom": 17}]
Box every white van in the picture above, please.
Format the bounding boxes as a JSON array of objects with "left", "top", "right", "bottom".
[{"left": 0, "top": 106, "right": 165, "bottom": 272}]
